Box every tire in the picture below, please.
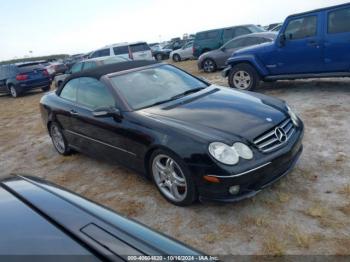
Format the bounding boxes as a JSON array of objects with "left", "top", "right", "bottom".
[
  {"left": 8, "top": 85, "right": 20, "bottom": 98},
  {"left": 155, "top": 53, "right": 163, "bottom": 61},
  {"left": 42, "top": 85, "right": 50, "bottom": 92},
  {"left": 172, "top": 54, "right": 181, "bottom": 62},
  {"left": 49, "top": 122, "right": 71, "bottom": 155},
  {"left": 149, "top": 149, "right": 197, "bottom": 206},
  {"left": 228, "top": 63, "right": 260, "bottom": 91},
  {"left": 57, "top": 81, "right": 63, "bottom": 88},
  {"left": 202, "top": 58, "right": 217, "bottom": 73}
]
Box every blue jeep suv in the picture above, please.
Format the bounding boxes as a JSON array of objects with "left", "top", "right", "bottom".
[
  {"left": 0, "top": 62, "right": 51, "bottom": 97},
  {"left": 222, "top": 3, "right": 350, "bottom": 90}
]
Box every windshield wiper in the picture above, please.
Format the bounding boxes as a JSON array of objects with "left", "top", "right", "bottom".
[
  {"left": 170, "top": 87, "right": 206, "bottom": 100},
  {"left": 145, "top": 87, "right": 206, "bottom": 109}
]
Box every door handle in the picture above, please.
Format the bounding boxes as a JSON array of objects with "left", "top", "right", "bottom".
[{"left": 70, "top": 110, "right": 79, "bottom": 115}]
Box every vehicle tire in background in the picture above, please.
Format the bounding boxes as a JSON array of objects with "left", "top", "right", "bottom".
[
  {"left": 42, "top": 86, "right": 50, "bottom": 92},
  {"left": 57, "top": 81, "right": 63, "bottom": 88},
  {"left": 172, "top": 54, "right": 181, "bottom": 62},
  {"left": 202, "top": 58, "right": 217, "bottom": 73},
  {"left": 49, "top": 122, "right": 71, "bottom": 155},
  {"left": 8, "top": 85, "right": 20, "bottom": 98},
  {"left": 156, "top": 53, "right": 163, "bottom": 61},
  {"left": 149, "top": 149, "right": 197, "bottom": 206},
  {"left": 228, "top": 63, "right": 260, "bottom": 91}
]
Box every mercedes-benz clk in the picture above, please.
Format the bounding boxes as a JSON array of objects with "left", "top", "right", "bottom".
[{"left": 40, "top": 60, "right": 304, "bottom": 206}]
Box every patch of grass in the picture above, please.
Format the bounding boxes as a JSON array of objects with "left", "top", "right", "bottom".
[
  {"left": 262, "top": 235, "right": 285, "bottom": 256},
  {"left": 304, "top": 205, "right": 327, "bottom": 218},
  {"left": 36, "top": 154, "right": 48, "bottom": 161},
  {"left": 339, "top": 184, "right": 350, "bottom": 196},
  {"left": 277, "top": 192, "right": 291, "bottom": 203},
  {"left": 291, "top": 229, "right": 312, "bottom": 248},
  {"left": 338, "top": 203, "right": 350, "bottom": 216}
]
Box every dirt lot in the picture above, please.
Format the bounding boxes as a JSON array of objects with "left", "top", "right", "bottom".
[{"left": 0, "top": 60, "right": 349, "bottom": 255}]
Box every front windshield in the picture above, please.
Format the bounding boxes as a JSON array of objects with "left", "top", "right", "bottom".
[{"left": 110, "top": 65, "right": 208, "bottom": 110}]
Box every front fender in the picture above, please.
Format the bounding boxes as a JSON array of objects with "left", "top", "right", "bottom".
[{"left": 225, "top": 55, "right": 269, "bottom": 77}]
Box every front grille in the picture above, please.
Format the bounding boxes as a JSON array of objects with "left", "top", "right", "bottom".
[{"left": 253, "top": 118, "right": 296, "bottom": 153}]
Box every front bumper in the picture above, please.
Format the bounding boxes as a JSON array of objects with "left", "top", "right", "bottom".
[
  {"left": 196, "top": 127, "right": 304, "bottom": 203},
  {"left": 221, "top": 65, "right": 231, "bottom": 78}
]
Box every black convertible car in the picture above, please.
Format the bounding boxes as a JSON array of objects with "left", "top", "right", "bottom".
[
  {"left": 0, "top": 175, "right": 201, "bottom": 259},
  {"left": 40, "top": 60, "right": 304, "bottom": 206}
]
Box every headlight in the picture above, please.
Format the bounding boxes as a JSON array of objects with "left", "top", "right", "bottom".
[
  {"left": 233, "top": 142, "right": 253, "bottom": 160},
  {"left": 286, "top": 104, "right": 299, "bottom": 126},
  {"left": 208, "top": 142, "right": 253, "bottom": 165}
]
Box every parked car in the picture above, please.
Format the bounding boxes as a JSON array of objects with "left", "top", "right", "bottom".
[
  {"left": 0, "top": 174, "right": 201, "bottom": 257},
  {"left": 89, "top": 42, "right": 154, "bottom": 61},
  {"left": 40, "top": 60, "right": 304, "bottom": 206},
  {"left": 198, "top": 32, "right": 277, "bottom": 72},
  {"left": 170, "top": 41, "right": 194, "bottom": 62},
  {"left": 222, "top": 3, "right": 350, "bottom": 90},
  {"left": 0, "top": 62, "right": 51, "bottom": 97},
  {"left": 150, "top": 45, "right": 172, "bottom": 61},
  {"left": 42, "top": 61, "right": 67, "bottom": 77},
  {"left": 265, "top": 23, "right": 282, "bottom": 31},
  {"left": 193, "top": 24, "right": 265, "bottom": 58},
  {"left": 54, "top": 56, "right": 129, "bottom": 88},
  {"left": 271, "top": 23, "right": 283, "bottom": 32}
]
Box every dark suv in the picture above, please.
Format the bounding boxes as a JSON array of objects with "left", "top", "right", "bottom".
[
  {"left": 193, "top": 24, "right": 264, "bottom": 58},
  {"left": 0, "top": 62, "right": 51, "bottom": 97}
]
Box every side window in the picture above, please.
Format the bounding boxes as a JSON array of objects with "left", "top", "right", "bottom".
[
  {"left": 225, "top": 38, "right": 246, "bottom": 49},
  {"left": 99, "top": 49, "right": 111, "bottom": 57},
  {"left": 232, "top": 27, "right": 251, "bottom": 38},
  {"left": 243, "top": 37, "right": 262, "bottom": 46},
  {"left": 113, "top": 46, "right": 129, "bottom": 55},
  {"left": 83, "top": 62, "right": 96, "bottom": 71},
  {"left": 328, "top": 7, "right": 350, "bottom": 34},
  {"left": 207, "top": 30, "right": 219, "bottom": 39},
  {"left": 60, "top": 79, "right": 79, "bottom": 102},
  {"left": 77, "top": 77, "right": 115, "bottom": 110},
  {"left": 223, "top": 28, "right": 233, "bottom": 39},
  {"left": 71, "top": 63, "right": 83, "bottom": 73},
  {"left": 130, "top": 43, "right": 151, "bottom": 52},
  {"left": 284, "top": 15, "right": 317, "bottom": 40}
]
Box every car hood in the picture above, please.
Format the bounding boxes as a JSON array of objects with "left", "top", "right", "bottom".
[
  {"left": 233, "top": 41, "right": 274, "bottom": 56},
  {"left": 141, "top": 86, "right": 287, "bottom": 143}
]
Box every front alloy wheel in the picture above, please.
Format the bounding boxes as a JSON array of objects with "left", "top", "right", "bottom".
[
  {"left": 150, "top": 151, "right": 197, "bottom": 206},
  {"left": 228, "top": 63, "right": 260, "bottom": 90}
]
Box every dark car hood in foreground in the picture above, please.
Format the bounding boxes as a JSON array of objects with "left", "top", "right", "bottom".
[{"left": 142, "top": 86, "right": 287, "bottom": 142}]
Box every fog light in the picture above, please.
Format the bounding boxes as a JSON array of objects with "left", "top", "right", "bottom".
[{"left": 229, "top": 185, "right": 240, "bottom": 195}]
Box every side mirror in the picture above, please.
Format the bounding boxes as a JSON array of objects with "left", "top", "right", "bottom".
[
  {"left": 93, "top": 107, "right": 122, "bottom": 120},
  {"left": 278, "top": 34, "right": 286, "bottom": 47}
]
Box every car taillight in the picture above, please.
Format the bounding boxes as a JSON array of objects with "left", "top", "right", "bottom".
[
  {"left": 16, "top": 74, "right": 28, "bottom": 81},
  {"left": 43, "top": 69, "right": 49, "bottom": 76}
]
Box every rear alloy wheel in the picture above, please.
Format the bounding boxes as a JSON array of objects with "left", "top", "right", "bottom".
[
  {"left": 228, "top": 63, "right": 260, "bottom": 91},
  {"left": 202, "top": 58, "right": 217, "bottom": 73},
  {"left": 156, "top": 53, "right": 163, "bottom": 61},
  {"left": 49, "top": 123, "right": 70, "bottom": 155},
  {"left": 9, "top": 85, "right": 19, "bottom": 98},
  {"left": 173, "top": 54, "right": 181, "bottom": 62},
  {"left": 150, "top": 150, "right": 197, "bottom": 206}
]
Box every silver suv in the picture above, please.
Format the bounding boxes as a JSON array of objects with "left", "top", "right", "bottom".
[{"left": 89, "top": 42, "right": 154, "bottom": 61}]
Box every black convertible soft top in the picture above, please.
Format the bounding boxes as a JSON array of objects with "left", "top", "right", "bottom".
[
  {"left": 57, "top": 60, "right": 159, "bottom": 94},
  {"left": 70, "top": 60, "right": 158, "bottom": 80}
]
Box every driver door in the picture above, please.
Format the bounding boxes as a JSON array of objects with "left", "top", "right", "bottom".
[
  {"left": 68, "top": 77, "right": 135, "bottom": 164},
  {"left": 269, "top": 14, "right": 323, "bottom": 75}
]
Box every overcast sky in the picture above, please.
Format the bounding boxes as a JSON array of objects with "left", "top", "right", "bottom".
[{"left": 0, "top": 0, "right": 347, "bottom": 61}]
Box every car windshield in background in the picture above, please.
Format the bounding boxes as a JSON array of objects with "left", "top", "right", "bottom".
[
  {"left": 248, "top": 25, "right": 266, "bottom": 32},
  {"left": 110, "top": 65, "right": 208, "bottom": 110},
  {"left": 102, "top": 57, "right": 129, "bottom": 64}
]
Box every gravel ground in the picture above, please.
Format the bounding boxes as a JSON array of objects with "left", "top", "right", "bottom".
[{"left": 0, "top": 60, "right": 349, "bottom": 255}]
